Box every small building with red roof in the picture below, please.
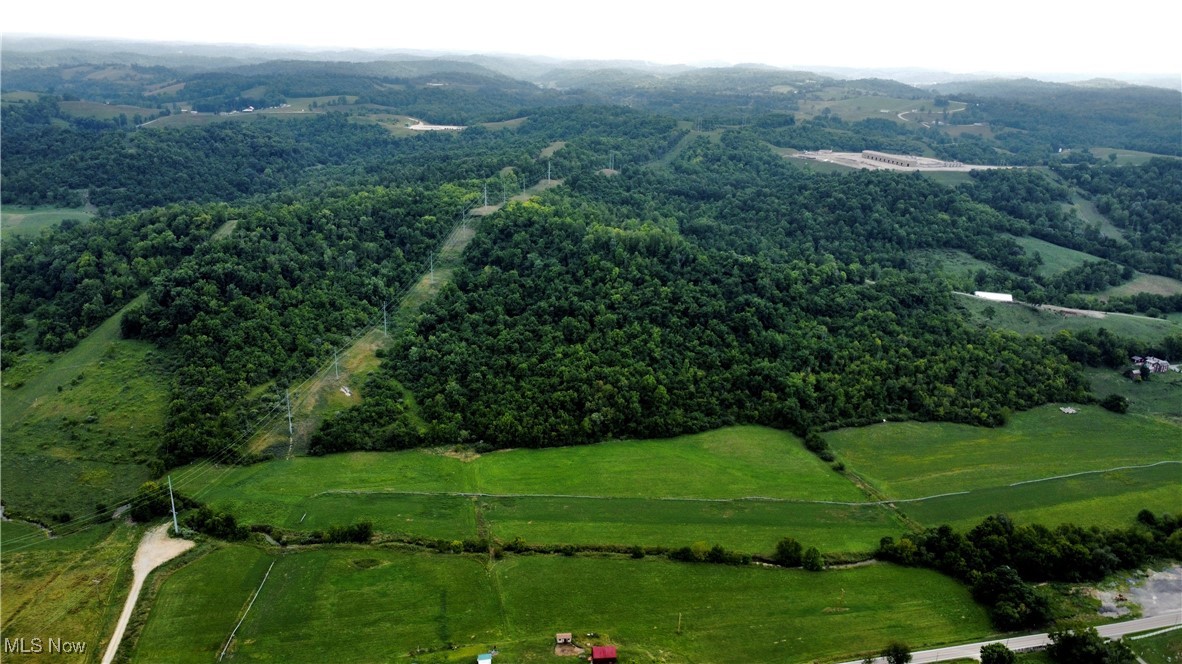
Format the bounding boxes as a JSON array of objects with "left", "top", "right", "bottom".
[{"left": 590, "top": 645, "right": 617, "bottom": 664}]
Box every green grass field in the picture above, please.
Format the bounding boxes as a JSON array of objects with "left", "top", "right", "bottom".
[
  {"left": 0, "top": 520, "right": 139, "bottom": 661},
  {"left": 131, "top": 545, "right": 994, "bottom": 663},
  {"left": 1011, "top": 235, "right": 1108, "bottom": 276},
  {"left": 1088, "top": 367, "right": 1182, "bottom": 424},
  {"left": 1067, "top": 191, "right": 1125, "bottom": 240},
  {"left": 826, "top": 405, "right": 1181, "bottom": 529},
  {"left": 1, "top": 295, "right": 168, "bottom": 520},
  {"left": 911, "top": 248, "right": 1006, "bottom": 281},
  {"left": 826, "top": 405, "right": 1180, "bottom": 498},
  {"left": 1128, "top": 627, "right": 1182, "bottom": 664},
  {"left": 955, "top": 294, "right": 1182, "bottom": 344},
  {"left": 1, "top": 204, "right": 95, "bottom": 237},
  {"left": 1089, "top": 147, "right": 1177, "bottom": 166},
  {"left": 59, "top": 100, "right": 159, "bottom": 121},
  {"left": 1101, "top": 273, "right": 1182, "bottom": 298},
  {"left": 183, "top": 426, "right": 893, "bottom": 553}
]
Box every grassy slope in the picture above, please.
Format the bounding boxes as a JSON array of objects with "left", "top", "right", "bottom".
[
  {"left": 1, "top": 204, "right": 95, "bottom": 237},
  {"left": 0, "top": 521, "right": 140, "bottom": 662},
  {"left": 183, "top": 427, "right": 894, "bottom": 553},
  {"left": 1088, "top": 367, "right": 1182, "bottom": 425},
  {"left": 827, "top": 405, "right": 1182, "bottom": 530},
  {"left": 131, "top": 546, "right": 993, "bottom": 664},
  {"left": 955, "top": 294, "right": 1182, "bottom": 344},
  {"left": 1, "top": 295, "right": 168, "bottom": 520},
  {"left": 1129, "top": 627, "right": 1182, "bottom": 664},
  {"left": 1011, "top": 235, "right": 1109, "bottom": 276},
  {"left": 1101, "top": 273, "right": 1182, "bottom": 298}
]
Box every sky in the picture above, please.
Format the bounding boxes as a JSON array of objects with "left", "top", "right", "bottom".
[{"left": 5, "top": 0, "right": 1181, "bottom": 77}]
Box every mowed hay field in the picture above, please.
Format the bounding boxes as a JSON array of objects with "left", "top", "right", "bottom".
[
  {"left": 955, "top": 294, "right": 1182, "bottom": 343},
  {"left": 182, "top": 427, "right": 897, "bottom": 554},
  {"left": 131, "top": 545, "right": 993, "bottom": 664},
  {"left": 826, "top": 405, "right": 1182, "bottom": 529}
]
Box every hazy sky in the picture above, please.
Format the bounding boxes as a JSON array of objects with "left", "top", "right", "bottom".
[{"left": 6, "top": 0, "right": 1181, "bottom": 76}]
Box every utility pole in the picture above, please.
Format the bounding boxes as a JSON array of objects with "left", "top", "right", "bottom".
[
  {"left": 382, "top": 303, "right": 388, "bottom": 337},
  {"left": 286, "top": 390, "right": 294, "bottom": 436},
  {"left": 483, "top": 184, "right": 488, "bottom": 207},
  {"left": 547, "top": 160, "right": 551, "bottom": 183},
  {"left": 429, "top": 255, "right": 435, "bottom": 281},
  {"left": 334, "top": 348, "right": 340, "bottom": 379},
  {"left": 168, "top": 475, "right": 179, "bottom": 534}
]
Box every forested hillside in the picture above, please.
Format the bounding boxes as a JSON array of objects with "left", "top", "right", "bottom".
[{"left": 2, "top": 50, "right": 1179, "bottom": 514}]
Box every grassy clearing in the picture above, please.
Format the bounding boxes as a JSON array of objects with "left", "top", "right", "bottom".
[
  {"left": 955, "top": 294, "right": 1182, "bottom": 344},
  {"left": 1087, "top": 367, "right": 1182, "bottom": 425},
  {"left": 59, "top": 100, "right": 159, "bottom": 121},
  {"left": 0, "top": 521, "right": 139, "bottom": 661},
  {"left": 1, "top": 204, "right": 95, "bottom": 237},
  {"left": 826, "top": 405, "right": 1180, "bottom": 499},
  {"left": 1011, "top": 235, "right": 1108, "bottom": 276},
  {"left": 795, "top": 95, "right": 946, "bottom": 123},
  {"left": 1101, "top": 273, "right": 1182, "bottom": 298},
  {"left": 480, "top": 117, "right": 527, "bottom": 130},
  {"left": 919, "top": 171, "right": 976, "bottom": 187},
  {"left": 911, "top": 248, "right": 1006, "bottom": 281},
  {"left": 1, "top": 295, "right": 168, "bottom": 519},
  {"left": 132, "top": 546, "right": 993, "bottom": 663},
  {"left": 1067, "top": 191, "right": 1124, "bottom": 240},
  {"left": 827, "top": 405, "right": 1181, "bottom": 530},
  {"left": 183, "top": 426, "right": 887, "bottom": 552},
  {"left": 1089, "top": 147, "right": 1176, "bottom": 166}
]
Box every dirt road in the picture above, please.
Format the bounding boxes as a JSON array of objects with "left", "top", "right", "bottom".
[{"left": 101, "top": 524, "right": 194, "bottom": 664}]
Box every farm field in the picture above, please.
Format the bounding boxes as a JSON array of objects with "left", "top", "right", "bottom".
[
  {"left": 183, "top": 426, "right": 890, "bottom": 553},
  {"left": 825, "top": 405, "right": 1181, "bottom": 499},
  {"left": 59, "top": 100, "right": 159, "bottom": 121},
  {"left": 955, "top": 294, "right": 1182, "bottom": 344},
  {"left": 1089, "top": 147, "right": 1177, "bottom": 166},
  {"left": 130, "top": 545, "right": 994, "bottom": 664},
  {"left": 0, "top": 204, "right": 94, "bottom": 237},
  {"left": 910, "top": 248, "right": 1006, "bottom": 281},
  {"left": 0, "top": 295, "right": 168, "bottom": 521}
]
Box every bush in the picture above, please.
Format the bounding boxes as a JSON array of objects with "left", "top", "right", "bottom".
[
  {"left": 802, "top": 546, "right": 823, "bottom": 571},
  {"left": 773, "top": 537, "right": 804, "bottom": 567},
  {"left": 1100, "top": 393, "right": 1129, "bottom": 414},
  {"left": 980, "top": 643, "right": 1016, "bottom": 664}
]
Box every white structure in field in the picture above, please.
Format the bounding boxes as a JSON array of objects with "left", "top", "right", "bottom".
[{"left": 973, "top": 291, "right": 1014, "bottom": 302}]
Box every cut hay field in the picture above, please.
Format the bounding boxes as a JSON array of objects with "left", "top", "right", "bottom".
[
  {"left": 826, "top": 405, "right": 1182, "bottom": 529},
  {"left": 826, "top": 405, "right": 1180, "bottom": 498},
  {"left": 0, "top": 295, "right": 168, "bottom": 521},
  {"left": 0, "top": 204, "right": 94, "bottom": 237},
  {"left": 955, "top": 294, "right": 1182, "bottom": 344},
  {"left": 183, "top": 427, "right": 893, "bottom": 553},
  {"left": 130, "top": 545, "right": 994, "bottom": 664},
  {"left": 58, "top": 100, "right": 159, "bottom": 121},
  {"left": 1089, "top": 147, "right": 1177, "bottom": 166}
]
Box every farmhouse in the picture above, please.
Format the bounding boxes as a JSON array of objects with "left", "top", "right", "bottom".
[
  {"left": 973, "top": 291, "right": 1014, "bottom": 302},
  {"left": 862, "top": 150, "right": 918, "bottom": 168},
  {"left": 590, "top": 645, "right": 618, "bottom": 664},
  {"left": 1132, "top": 356, "right": 1171, "bottom": 374},
  {"left": 557, "top": 633, "right": 573, "bottom": 645}
]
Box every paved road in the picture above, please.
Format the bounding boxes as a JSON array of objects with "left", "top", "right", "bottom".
[{"left": 834, "top": 611, "right": 1182, "bottom": 663}]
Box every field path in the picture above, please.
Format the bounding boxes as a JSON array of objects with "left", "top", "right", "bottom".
[{"left": 101, "top": 524, "right": 194, "bottom": 664}]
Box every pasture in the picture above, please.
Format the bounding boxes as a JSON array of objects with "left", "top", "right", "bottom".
[
  {"left": 184, "top": 426, "right": 891, "bottom": 553},
  {"left": 0, "top": 295, "right": 168, "bottom": 520},
  {"left": 0, "top": 204, "right": 94, "bottom": 237},
  {"left": 1011, "top": 235, "right": 1108, "bottom": 277},
  {"left": 1087, "top": 367, "right": 1182, "bottom": 425},
  {"left": 1101, "top": 273, "right": 1182, "bottom": 298},
  {"left": 1066, "top": 192, "right": 1125, "bottom": 240},
  {"left": 59, "top": 100, "right": 159, "bottom": 121},
  {"left": 1089, "top": 147, "right": 1177, "bottom": 166},
  {"left": 130, "top": 545, "right": 994, "bottom": 663},
  {"left": 826, "top": 405, "right": 1181, "bottom": 498},
  {"left": 955, "top": 294, "right": 1182, "bottom": 344}
]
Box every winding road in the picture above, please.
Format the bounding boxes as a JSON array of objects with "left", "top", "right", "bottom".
[{"left": 835, "top": 611, "right": 1182, "bottom": 663}]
